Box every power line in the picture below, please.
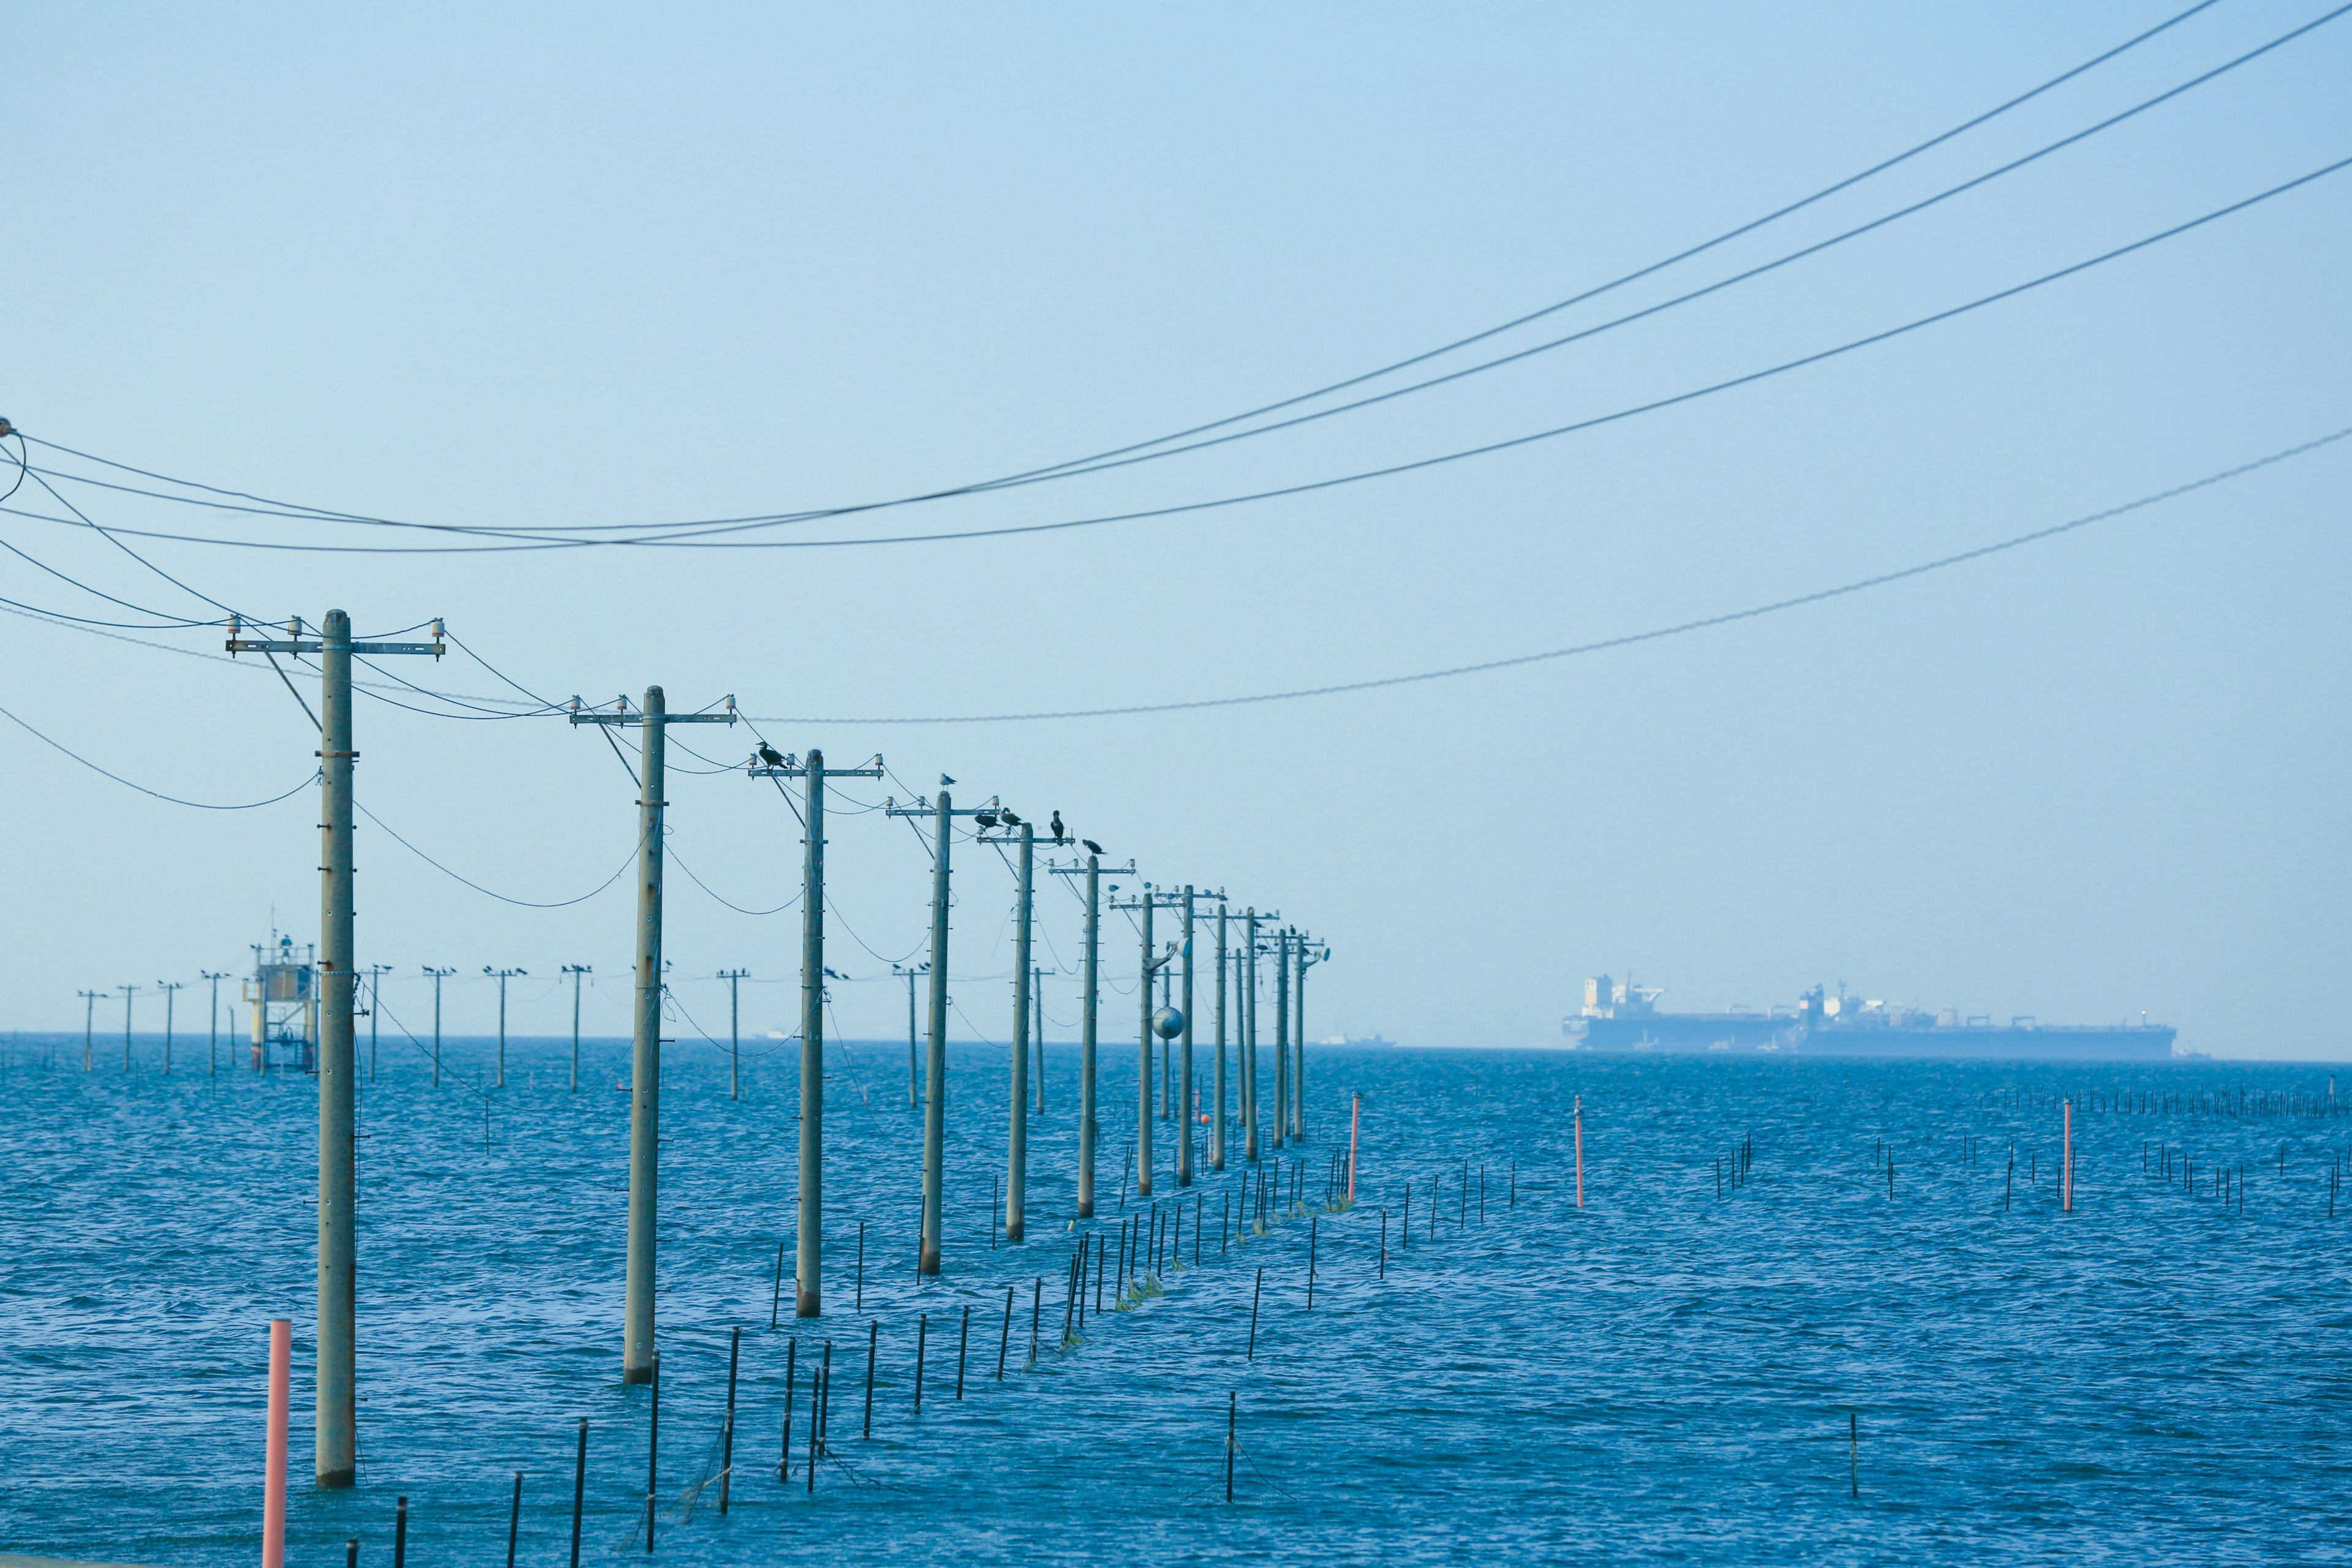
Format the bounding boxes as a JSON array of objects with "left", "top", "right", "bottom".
[
  {"left": 356, "top": 800, "right": 640, "bottom": 908},
  {"left": 19, "top": 149, "right": 2347, "bottom": 557},
  {"left": 736, "top": 420, "right": 2352, "bottom": 725},
  {"left": 0, "top": 698, "right": 318, "bottom": 808},
  {"left": 10, "top": 0, "right": 2232, "bottom": 543}
]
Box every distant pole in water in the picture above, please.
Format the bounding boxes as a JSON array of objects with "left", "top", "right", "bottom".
[
  {"left": 393, "top": 1497, "right": 407, "bottom": 1568},
  {"left": 1049, "top": 851, "right": 1107, "bottom": 1216},
  {"left": 920, "top": 791, "right": 953, "bottom": 1275},
  {"left": 863, "top": 1321, "right": 878, "bottom": 1438},
  {"left": 1349, "top": 1094, "right": 1360, "bottom": 1205},
  {"left": 1243, "top": 908, "right": 1263, "bottom": 1162},
  {"left": 957, "top": 1305, "right": 970, "bottom": 1399},
  {"left": 563, "top": 963, "right": 589, "bottom": 1093},
  {"left": 998, "top": 1287, "right": 1012, "bottom": 1378},
  {"left": 1575, "top": 1098, "right": 1585, "bottom": 1209},
  {"left": 718, "top": 967, "right": 747, "bottom": 1101},
  {"left": 2064, "top": 1099, "right": 2073, "bottom": 1213},
  {"left": 505, "top": 1472, "right": 522, "bottom": 1568},
  {"left": 1272, "top": 929, "right": 1289, "bottom": 1152},
  {"left": 1213, "top": 905, "right": 1229, "bottom": 1171},
  {"left": 1007, "top": 820, "right": 1035, "bottom": 1241}
]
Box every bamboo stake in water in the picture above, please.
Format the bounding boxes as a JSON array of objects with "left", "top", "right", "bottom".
[
  {"left": 1226, "top": 1391, "right": 1237, "bottom": 1501},
  {"left": 914, "top": 1314, "right": 927, "bottom": 1415},
  {"left": 506, "top": 1472, "right": 522, "bottom": 1568},
  {"left": 998, "top": 1287, "right": 1012, "bottom": 1378},
  {"left": 571, "top": 1419, "right": 588, "bottom": 1568},
  {"left": 957, "top": 1305, "right": 970, "bottom": 1399},
  {"left": 1248, "top": 1267, "right": 1263, "bottom": 1359},
  {"left": 863, "top": 1322, "right": 877, "bottom": 1438},
  {"left": 719, "top": 1326, "right": 739, "bottom": 1513},
  {"left": 779, "top": 1343, "right": 795, "bottom": 1482}
]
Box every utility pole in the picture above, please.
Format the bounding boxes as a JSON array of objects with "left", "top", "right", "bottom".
[
  {"left": 423, "top": 967, "right": 454, "bottom": 1085},
  {"left": 156, "top": 980, "right": 184, "bottom": 1074},
  {"left": 228, "top": 608, "right": 445, "bottom": 1490},
  {"left": 977, "top": 809, "right": 1066, "bottom": 1245},
  {"left": 718, "top": 969, "right": 749, "bottom": 1100},
  {"left": 1212, "top": 904, "right": 1228, "bottom": 1171},
  {"left": 119, "top": 984, "right": 138, "bottom": 1072},
  {"left": 1054, "top": 850, "right": 1131, "bottom": 1218},
  {"left": 202, "top": 971, "right": 228, "bottom": 1077},
  {"left": 363, "top": 965, "right": 390, "bottom": 1083},
  {"left": 1177, "top": 886, "right": 1223, "bottom": 1187},
  {"left": 78, "top": 990, "right": 99, "bottom": 1071},
  {"left": 571, "top": 688, "right": 737, "bottom": 1380},
  {"left": 892, "top": 962, "right": 927, "bottom": 1107},
  {"left": 1109, "top": 886, "right": 1182, "bottom": 1199},
  {"left": 484, "top": 967, "right": 526, "bottom": 1089},
  {"left": 1294, "top": 935, "right": 1327, "bottom": 1140},
  {"left": 561, "top": 965, "right": 590, "bottom": 1092},
  {"left": 887, "top": 786, "right": 995, "bottom": 1276},
  {"left": 750, "top": 747, "right": 883, "bottom": 1318},
  {"left": 1236, "top": 908, "right": 1277, "bottom": 1162}
]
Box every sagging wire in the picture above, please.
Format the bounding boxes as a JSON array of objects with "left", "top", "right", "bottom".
[
  {"left": 357, "top": 799, "right": 639, "bottom": 909},
  {"left": 0, "top": 698, "right": 317, "bottom": 809},
  {"left": 670, "top": 843, "right": 800, "bottom": 917}
]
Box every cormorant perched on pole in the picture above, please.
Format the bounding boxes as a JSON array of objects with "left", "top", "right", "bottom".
[{"left": 1050, "top": 811, "right": 1065, "bottom": 841}]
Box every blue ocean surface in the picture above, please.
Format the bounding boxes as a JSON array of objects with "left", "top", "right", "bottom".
[{"left": 2, "top": 1036, "right": 2348, "bottom": 1566}]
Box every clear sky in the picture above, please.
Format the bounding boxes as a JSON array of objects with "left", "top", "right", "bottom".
[{"left": 2, "top": 2, "right": 2346, "bottom": 1057}]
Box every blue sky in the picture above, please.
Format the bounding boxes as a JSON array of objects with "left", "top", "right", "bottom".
[{"left": 2, "top": 2, "right": 2346, "bottom": 1055}]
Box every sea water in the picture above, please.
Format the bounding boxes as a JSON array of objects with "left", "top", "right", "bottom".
[{"left": 2, "top": 1038, "right": 2347, "bottom": 1566}]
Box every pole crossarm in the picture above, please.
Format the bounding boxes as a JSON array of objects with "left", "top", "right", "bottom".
[
  {"left": 227, "top": 614, "right": 445, "bottom": 658},
  {"left": 883, "top": 795, "right": 997, "bottom": 819},
  {"left": 1050, "top": 859, "right": 1134, "bottom": 878},
  {"left": 568, "top": 695, "right": 737, "bottom": 726}
]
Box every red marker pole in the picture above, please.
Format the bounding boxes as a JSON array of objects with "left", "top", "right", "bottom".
[
  {"left": 263, "top": 1318, "right": 291, "bottom": 1568},
  {"left": 1575, "top": 1098, "right": 1585, "bottom": 1209},
  {"left": 1348, "top": 1095, "right": 1360, "bottom": 1206}
]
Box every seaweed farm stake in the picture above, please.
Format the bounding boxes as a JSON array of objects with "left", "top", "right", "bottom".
[
  {"left": 506, "top": 1472, "right": 522, "bottom": 1568},
  {"left": 914, "top": 1313, "right": 928, "bottom": 1415},
  {"left": 1509, "top": 1161, "right": 1515, "bottom": 1207},
  {"left": 856, "top": 1223, "right": 864, "bottom": 1313},
  {"left": 957, "top": 1305, "right": 970, "bottom": 1399},
  {"left": 1349, "top": 1093, "right": 1360, "bottom": 1204},
  {"left": 571, "top": 1419, "right": 588, "bottom": 1568},
  {"left": 863, "top": 1322, "right": 877, "bottom": 1439},
  {"left": 1247, "top": 1267, "right": 1263, "bottom": 1359},
  {"left": 770, "top": 1245, "right": 784, "bottom": 1330},
  {"left": 1029, "top": 1277, "right": 1041, "bottom": 1366},
  {"left": 998, "top": 1287, "right": 1012, "bottom": 1376},
  {"left": 1307, "top": 1215, "right": 1317, "bottom": 1309},
  {"left": 1222, "top": 1193, "right": 1231, "bottom": 1254},
  {"left": 644, "top": 1351, "right": 659, "bottom": 1551},
  {"left": 393, "top": 1497, "right": 407, "bottom": 1568},
  {"left": 719, "top": 1327, "right": 739, "bottom": 1513},
  {"left": 779, "top": 1343, "right": 796, "bottom": 1482}
]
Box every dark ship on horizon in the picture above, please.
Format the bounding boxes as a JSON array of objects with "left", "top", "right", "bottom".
[{"left": 1562, "top": 976, "right": 2178, "bottom": 1060}]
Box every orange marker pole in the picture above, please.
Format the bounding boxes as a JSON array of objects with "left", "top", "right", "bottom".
[
  {"left": 2064, "top": 1100, "right": 2073, "bottom": 1213},
  {"left": 1348, "top": 1094, "right": 1360, "bottom": 1205},
  {"left": 263, "top": 1318, "right": 291, "bottom": 1568},
  {"left": 1575, "top": 1097, "right": 1585, "bottom": 1209}
]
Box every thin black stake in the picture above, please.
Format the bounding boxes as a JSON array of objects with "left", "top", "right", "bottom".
[
  {"left": 998, "top": 1286, "right": 1013, "bottom": 1378},
  {"left": 719, "top": 1327, "right": 739, "bottom": 1514},
  {"left": 779, "top": 1341, "right": 796, "bottom": 1482},
  {"left": 957, "top": 1305, "right": 971, "bottom": 1398},
  {"left": 507, "top": 1472, "right": 522, "bottom": 1568},
  {"left": 347, "top": 1540, "right": 358, "bottom": 1568},
  {"left": 914, "top": 1313, "right": 928, "bottom": 1415},
  {"left": 570, "top": 1419, "right": 587, "bottom": 1568},
  {"left": 394, "top": 1497, "right": 407, "bottom": 1568},
  {"left": 1094, "top": 1234, "right": 1106, "bottom": 1313},
  {"left": 863, "top": 1322, "right": 878, "bottom": 1438},
  {"left": 1247, "top": 1266, "right": 1263, "bottom": 1360},
  {"left": 805, "top": 1358, "right": 822, "bottom": 1495},
  {"left": 1222, "top": 1193, "right": 1231, "bottom": 1253},
  {"left": 771, "top": 1243, "right": 785, "bottom": 1330},
  {"left": 1029, "top": 1277, "right": 1041, "bottom": 1366},
  {"left": 644, "top": 1352, "right": 658, "bottom": 1553},
  {"left": 1226, "top": 1391, "right": 1237, "bottom": 1501}
]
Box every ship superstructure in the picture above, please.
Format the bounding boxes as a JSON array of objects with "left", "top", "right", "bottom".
[{"left": 1564, "top": 977, "right": 2176, "bottom": 1060}]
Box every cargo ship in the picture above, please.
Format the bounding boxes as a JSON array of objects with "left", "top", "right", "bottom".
[{"left": 1562, "top": 976, "right": 2177, "bottom": 1060}]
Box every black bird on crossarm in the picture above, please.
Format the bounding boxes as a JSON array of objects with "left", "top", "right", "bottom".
[
  {"left": 1082, "top": 839, "right": 1103, "bottom": 857},
  {"left": 756, "top": 742, "right": 785, "bottom": 769},
  {"left": 1050, "top": 810, "right": 1065, "bottom": 841}
]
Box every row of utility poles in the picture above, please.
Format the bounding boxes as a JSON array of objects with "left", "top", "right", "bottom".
[{"left": 233, "top": 619, "right": 1333, "bottom": 1491}]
